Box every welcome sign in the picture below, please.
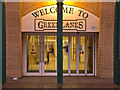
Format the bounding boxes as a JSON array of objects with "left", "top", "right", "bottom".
[
  {"left": 35, "top": 19, "right": 86, "bottom": 31},
  {"left": 22, "top": 5, "right": 99, "bottom": 32}
]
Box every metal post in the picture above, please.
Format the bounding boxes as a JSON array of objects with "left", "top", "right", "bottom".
[
  {"left": 114, "top": 1, "right": 119, "bottom": 84},
  {"left": 0, "top": 1, "right": 2, "bottom": 89},
  {"left": 2, "top": 2, "right": 6, "bottom": 83},
  {"left": 119, "top": 1, "right": 120, "bottom": 85},
  {"left": 57, "top": 1, "right": 63, "bottom": 83}
]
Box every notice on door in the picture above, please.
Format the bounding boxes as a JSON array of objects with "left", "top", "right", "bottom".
[{"left": 35, "top": 19, "right": 86, "bottom": 31}]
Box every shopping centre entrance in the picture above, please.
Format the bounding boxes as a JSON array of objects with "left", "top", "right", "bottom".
[
  {"left": 23, "top": 33, "right": 97, "bottom": 76},
  {"left": 22, "top": 5, "right": 99, "bottom": 76}
]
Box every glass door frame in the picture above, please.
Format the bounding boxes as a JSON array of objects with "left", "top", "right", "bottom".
[{"left": 23, "top": 33, "right": 97, "bottom": 76}]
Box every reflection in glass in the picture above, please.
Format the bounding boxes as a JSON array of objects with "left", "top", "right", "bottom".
[
  {"left": 70, "top": 36, "right": 77, "bottom": 74},
  {"left": 63, "top": 36, "right": 68, "bottom": 73},
  {"left": 87, "top": 36, "right": 93, "bottom": 73},
  {"left": 27, "top": 36, "right": 39, "bottom": 72},
  {"left": 44, "top": 36, "right": 57, "bottom": 73},
  {"left": 79, "top": 36, "right": 85, "bottom": 73}
]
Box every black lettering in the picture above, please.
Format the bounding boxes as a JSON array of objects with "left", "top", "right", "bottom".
[
  {"left": 48, "top": 22, "right": 51, "bottom": 28},
  {"left": 44, "top": 22, "right": 47, "bottom": 28},
  {"left": 38, "top": 21, "right": 43, "bottom": 29},
  {"left": 79, "top": 21, "right": 83, "bottom": 29},
  {"left": 50, "top": 7, "right": 56, "bottom": 13},
  {"left": 83, "top": 12, "right": 88, "bottom": 18},
  {"left": 65, "top": 22, "right": 69, "bottom": 28},
  {"left": 69, "top": 8, "right": 74, "bottom": 14},
  {"left": 78, "top": 10, "right": 83, "bottom": 17},
  {"left": 52, "top": 22, "right": 55, "bottom": 28},
  {"left": 70, "top": 22, "right": 74, "bottom": 28},
  {"left": 75, "top": 22, "right": 78, "bottom": 28},
  {"left": 45, "top": 8, "right": 50, "bottom": 14},
  {"left": 40, "top": 9, "right": 45, "bottom": 16},
  {"left": 63, "top": 7, "right": 68, "bottom": 13},
  {"left": 32, "top": 11, "right": 39, "bottom": 18}
]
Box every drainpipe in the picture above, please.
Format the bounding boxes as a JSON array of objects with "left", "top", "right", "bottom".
[
  {"left": 57, "top": 0, "right": 63, "bottom": 83},
  {"left": 0, "top": 1, "right": 2, "bottom": 89},
  {"left": 2, "top": 2, "right": 6, "bottom": 83},
  {"left": 114, "top": 0, "right": 120, "bottom": 84}
]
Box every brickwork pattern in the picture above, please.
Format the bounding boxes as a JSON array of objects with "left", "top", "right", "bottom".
[
  {"left": 20, "top": 2, "right": 100, "bottom": 17},
  {"left": 5, "top": 2, "right": 114, "bottom": 79},
  {"left": 97, "top": 2, "right": 114, "bottom": 78},
  {"left": 6, "top": 2, "right": 22, "bottom": 78}
]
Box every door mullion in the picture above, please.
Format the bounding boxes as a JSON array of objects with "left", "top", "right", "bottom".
[
  {"left": 76, "top": 36, "right": 79, "bottom": 75},
  {"left": 42, "top": 37, "right": 44, "bottom": 74},
  {"left": 39, "top": 36, "right": 41, "bottom": 74},
  {"left": 68, "top": 36, "right": 70, "bottom": 75},
  {"left": 93, "top": 35, "right": 95, "bottom": 75},
  {"left": 85, "top": 36, "right": 87, "bottom": 75}
]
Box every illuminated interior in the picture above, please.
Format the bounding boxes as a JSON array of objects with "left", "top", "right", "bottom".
[
  {"left": 87, "top": 36, "right": 93, "bottom": 73},
  {"left": 63, "top": 36, "right": 68, "bottom": 73},
  {"left": 70, "top": 36, "right": 77, "bottom": 74},
  {"left": 27, "top": 35, "right": 93, "bottom": 74},
  {"left": 27, "top": 36, "right": 40, "bottom": 72},
  {"left": 44, "top": 36, "right": 57, "bottom": 73},
  {"left": 79, "top": 36, "right": 85, "bottom": 73}
]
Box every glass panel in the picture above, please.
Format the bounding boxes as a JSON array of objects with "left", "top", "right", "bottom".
[
  {"left": 70, "top": 36, "right": 77, "bottom": 74},
  {"left": 87, "top": 36, "right": 93, "bottom": 74},
  {"left": 44, "top": 36, "right": 57, "bottom": 73},
  {"left": 79, "top": 36, "right": 85, "bottom": 74},
  {"left": 27, "top": 36, "right": 39, "bottom": 72},
  {"left": 63, "top": 36, "right": 68, "bottom": 73}
]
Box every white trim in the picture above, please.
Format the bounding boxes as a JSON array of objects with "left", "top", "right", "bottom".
[
  {"left": 24, "top": 73, "right": 94, "bottom": 76},
  {"left": 68, "top": 36, "right": 71, "bottom": 75},
  {"left": 85, "top": 36, "right": 87, "bottom": 75},
  {"left": 76, "top": 36, "right": 79, "bottom": 75},
  {"left": 93, "top": 35, "right": 95, "bottom": 75},
  {"left": 23, "top": 34, "right": 27, "bottom": 75},
  {"left": 95, "top": 34, "right": 97, "bottom": 76}
]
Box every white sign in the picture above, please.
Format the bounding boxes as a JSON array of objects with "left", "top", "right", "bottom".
[
  {"left": 35, "top": 19, "right": 86, "bottom": 31},
  {"left": 22, "top": 5, "right": 99, "bottom": 32}
]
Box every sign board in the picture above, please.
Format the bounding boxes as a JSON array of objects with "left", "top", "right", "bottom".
[{"left": 22, "top": 5, "right": 99, "bottom": 32}]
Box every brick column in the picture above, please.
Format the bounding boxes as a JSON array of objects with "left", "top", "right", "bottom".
[
  {"left": 6, "top": 2, "right": 22, "bottom": 78},
  {"left": 97, "top": 2, "right": 115, "bottom": 78}
]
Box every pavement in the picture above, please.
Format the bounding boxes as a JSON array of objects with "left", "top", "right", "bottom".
[{"left": 2, "top": 76, "right": 119, "bottom": 88}]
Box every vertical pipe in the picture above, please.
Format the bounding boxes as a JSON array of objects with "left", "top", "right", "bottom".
[
  {"left": 0, "top": 1, "right": 2, "bottom": 88},
  {"left": 114, "top": 1, "right": 119, "bottom": 84},
  {"left": 119, "top": 1, "right": 120, "bottom": 85},
  {"left": 57, "top": 1, "right": 63, "bottom": 83},
  {"left": 2, "top": 2, "right": 6, "bottom": 83}
]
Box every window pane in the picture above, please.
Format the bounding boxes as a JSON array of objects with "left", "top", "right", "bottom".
[
  {"left": 87, "top": 36, "right": 93, "bottom": 74},
  {"left": 27, "top": 36, "right": 39, "bottom": 72}
]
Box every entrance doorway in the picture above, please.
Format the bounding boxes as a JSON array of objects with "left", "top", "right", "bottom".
[{"left": 23, "top": 33, "right": 97, "bottom": 76}]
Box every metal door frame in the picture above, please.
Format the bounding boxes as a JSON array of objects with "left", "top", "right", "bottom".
[{"left": 23, "top": 33, "right": 97, "bottom": 76}]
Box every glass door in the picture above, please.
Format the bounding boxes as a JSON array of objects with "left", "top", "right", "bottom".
[
  {"left": 79, "top": 36, "right": 85, "bottom": 74},
  {"left": 63, "top": 36, "right": 69, "bottom": 73},
  {"left": 27, "top": 35, "right": 44, "bottom": 75},
  {"left": 70, "top": 36, "right": 77, "bottom": 74},
  {"left": 69, "top": 35, "right": 94, "bottom": 75},
  {"left": 25, "top": 34, "right": 95, "bottom": 76},
  {"left": 27, "top": 35, "right": 40, "bottom": 73},
  {"left": 44, "top": 36, "right": 57, "bottom": 74},
  {"left": 87, "top": 36, "right": 93, "bottom": 74}
]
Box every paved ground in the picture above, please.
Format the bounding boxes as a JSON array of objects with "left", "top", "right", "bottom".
[{"left": 2, "top": 76, "right": 119, "bottom": 88}]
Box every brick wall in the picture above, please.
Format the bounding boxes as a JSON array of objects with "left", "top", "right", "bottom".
[
  {"left": 97, "top": 2, "right": 114, "bottom": 78},
  {"left": 21, "top": 2, "right": 100, "bottom": 17},
  {"left": 5, "top": 2, "right": 114, "bottom": 78},
  {"left": 6, "top": 2, "right": 22, "bottom": 78}
]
